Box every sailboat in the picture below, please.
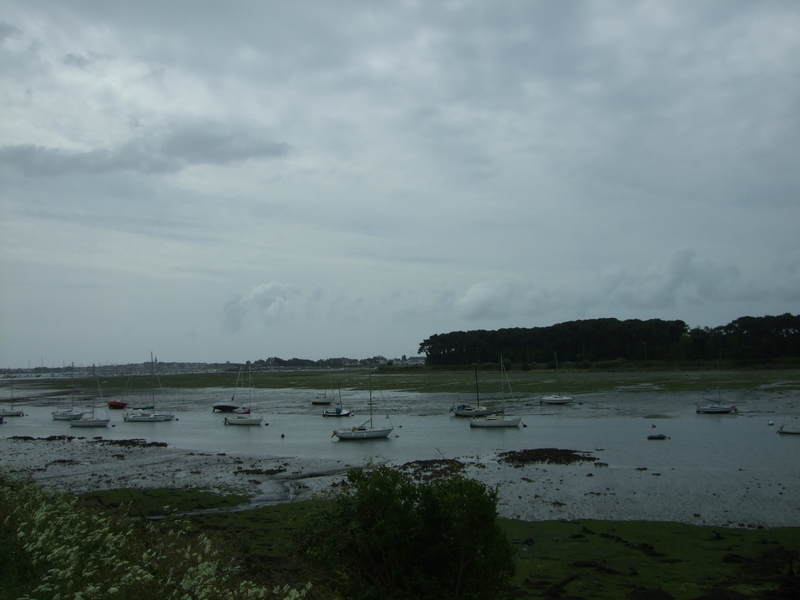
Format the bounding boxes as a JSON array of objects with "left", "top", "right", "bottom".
[
  {"left": 323, "top": 382, "right": 353, "bottom": 417},
  {"left": 52, "top": 363, "right": 87, "bottom": 420},
  {"left": 312, "top": 372, "right": 335, "bottom": 405},
  {"left": 333, "top": 376, "right": 392, "bottom": 439},
  {"left": 470, "top": 357, "right": 521, "bottom": 428},
  {"left": 212, "top": 395, "right": 240, "bottom": 412},
  {"left": 107, "top": 372, "right": 130, "bottom": 410},
  {"left": 213, "top": 366, "right": 250, "bottom": 411},
  {"left": 224, "top": 412, "right": 263, "bottom": 425},
  {"left": 0, "top": 379, "right": 25, "bottom": 417},
  {"left": 451, "top": 362, "right": 500, "bottom": 417},
  {"left": 541, "top": 352, "right": 573, "bottom": 405},
  {"left": 70, "top": 368, "right": 110, "bottom": 428},
  {"left": 124, "top": 353, "right": 175, "bottom": 422},
  {"left": 223, "top": 366, "right": 263, "bottom": 425},
  {"left": 777, "top": 418, "right": 800, "bottom": 435},
  {"left": 696, "top": 355, "right": 737, "bottom": 414}
]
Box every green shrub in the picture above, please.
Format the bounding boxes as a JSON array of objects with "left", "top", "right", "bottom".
[{"left": 294, "top": 466, "right": 515, "bottom": 600}]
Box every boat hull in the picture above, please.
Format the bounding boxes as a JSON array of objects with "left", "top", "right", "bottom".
[
  {"left": 335, "top": 427, "right": 393, "bottom": 439},
  {"left": 451, "top": 405, "right": 499, "bottom": 417},
  {"left": 70, "top": 417, "right": 109, "bottom": 428},
  {"left": 541, "top": 395, "right": 573, "bottom": 405},
  {"left": 777, "top": 426, "right": 800, "bottom": 435},
  {"left": 224, "top": 416, "right": 263, "bottom": 426},
  {"left": 696, "top": 406, "right": 737, "bottom": 414},
  {"left": 212, "top": 402, "right": 240, "bottom": 412},
  {"left": 107, "top": 401, "right": 128, "bottom": 410},
  {"left": 124, "top": 412, "right": 175, "bottom": 422},
  {"left": 323, "top": 408, "right": 352, "bottom": 417},
  {"left": 470, "top": 415, "right": 521, "bottom": 428},
  {"left": 0, "top": 409, "right": 24, "bottom": 417},
  {"left": 52, "top": 410, "right": 86, "bottom": 421}
]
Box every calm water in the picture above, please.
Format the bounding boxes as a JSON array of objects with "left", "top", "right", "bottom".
[{"left": 3, "top": 384, "right": 798, "bottom": 472}]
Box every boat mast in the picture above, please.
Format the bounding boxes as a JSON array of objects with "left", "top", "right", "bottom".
[
  {"left": 474, "top": 359, "right": 480, "bottom": 405},
  {"left": 369, "top": 374, "right": 374, "bottom": 428}
]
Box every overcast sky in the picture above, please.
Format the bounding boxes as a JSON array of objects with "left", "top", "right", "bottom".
[{"left": 1, "top": 1, "right": 799, "bottom": 368}]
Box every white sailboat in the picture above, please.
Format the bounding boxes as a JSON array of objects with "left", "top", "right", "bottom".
[
  {"left": 696, "top": 356, "right": 737, "bottom": 414},
  {"left": 323, "top": 382, "right": 353, "bottom": 417},
  {"left": 0, "top": 379, "right": 25, "bottom": 417},
  {"left": 223, "top": 366, "right": 263, "bottom": 425},
  {"left": 224, "top": 413, "right": 263, "bottom": 426},
  {"left": 451, "top": 361, "right": 500, "bottom": 417},
  {"left": 124, "top": 353, "right": 175, "bottom": 422},
  {"left": 471, "top": 357, "right": 521, "bottom": 428},
  {"left": 70, "top": 368, "right": 109, "bottom": 428},
  {"left": 541, "top": 352, "right": 573, "bottom": 405},
  {"left": 52, "top": 363, "right": 86, "bottom": 420},
  {"left": 312, "top": 372, "right": 335, "bottom": 405},
  {"left": 777, "top": 419, "right": 800, "bottom": 435},
  {"left": 334, "top": 376, "right": 392, "bottom": 440}
]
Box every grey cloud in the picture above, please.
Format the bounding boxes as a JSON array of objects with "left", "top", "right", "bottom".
[
  {"left": 63, "top": 51, "right": 110, "bottom": 68},
  {"left": 158, "top": 129, "right": 290, "bottom": 166},
  {"left": 0, "top": 125, "right": 292, "bottom": 176},
  {"left": 0, "top": 22, "right": 22, "bottom": 44},
  {"left": 223, "top": 297, "right": 248, "bottom": 333},
  {"left": 445, "top": 249, "right": 775, "bottom": 324},
  {"left": 223, "top": 282, "right": 303, "bottom": 334}
]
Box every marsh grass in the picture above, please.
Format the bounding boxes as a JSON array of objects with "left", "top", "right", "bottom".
[
  {"left": 80, "top": 487, "right": 251, "bottom": 518},
  {"left": 74, "top": 486, "right": 800, "bottom": 600},
  {"left": 9, "top": 365, "right": 800, "bottom": 398},
  {"left": 500, "top": 519, "right": 800, "bottom": 599}
]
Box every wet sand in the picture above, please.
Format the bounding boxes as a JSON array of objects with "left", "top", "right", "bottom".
[{"left": 2, "top": 433, "right": 798, "bottom": 529}]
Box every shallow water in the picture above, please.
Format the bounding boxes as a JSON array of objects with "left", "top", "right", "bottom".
[{"left": 4, "top": 384, "right": 798, "bottom": 474}]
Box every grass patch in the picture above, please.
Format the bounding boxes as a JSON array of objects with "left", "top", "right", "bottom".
[
  {"left": 79, "top": 487, "right": 251, "bottom": 518},
  {"left": 79, "top": 486, "right": 800, "bottom": 599},
  {"left": 9, "top": 367, "right": 800, "bottom": 396},
  {"left": 501, "top": 519, "right": 800, "bottom": 599}
]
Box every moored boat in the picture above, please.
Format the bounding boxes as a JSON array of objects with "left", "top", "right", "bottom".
[
  {"left": 124, "top": 353, "right": 175, "bottom": 422},
  {"left": 224, "top": 414, "right": 263, "bottom": 426},
  {"left": 213, "top": 400, "right": 240, "bottom": 412},
  {"left": 70, "top": 368, "right": 109, "bottom": 428},
  {"left": 541, "top": 395, "right": 574, "bottom": 405},
  {"left": 451, "top": 361, "right": 500, "bottom": 417},
  {"left": 777, "top": 419, "right": 800, "bottom": 435},
  {"left": 470, "top": 413, "right": 521, "bottom": 428},
  {"left": 334, "top": 376, "right": 392, "bottom": 440},
  {"left": 469, "top": 357, "right": 521, "bottom": 428},
  {"left": 0, "top": 380, "right": 24, "bottom": 417},
  {"left": 53, "top": 363, "right": 86, "bottom": 420}
]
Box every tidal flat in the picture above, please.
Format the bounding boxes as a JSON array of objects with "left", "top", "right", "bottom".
[{"left": 2, "top": 368, "right": 799, "bottom": 598}]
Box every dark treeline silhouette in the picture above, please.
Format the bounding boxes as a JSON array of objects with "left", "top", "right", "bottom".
[{"left": 417, "top": 314, "right": 800, "bottom": 366}]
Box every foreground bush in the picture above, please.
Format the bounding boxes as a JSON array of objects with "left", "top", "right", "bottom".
[
  {"left": 294, "top": 466, "right": 515, "bottom": 600},
  {"left": 0, "top": 474, "right": 309, "bottom": 600}
]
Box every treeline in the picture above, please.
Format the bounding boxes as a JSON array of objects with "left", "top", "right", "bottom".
[
  {"left": 417, "top": 313, "right": 800, "bottom": 366},
  {"left": 249, "top": 356, "right": 389, "bottom": 369}
]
